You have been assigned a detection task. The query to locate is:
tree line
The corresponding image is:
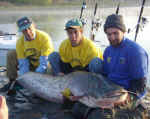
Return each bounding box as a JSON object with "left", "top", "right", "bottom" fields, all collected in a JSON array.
[
  {"left": 0, "top": 0, "right": 82, "bottom": 5},
  {"left": 0, "top": 0, "right": 149, "bottom": 6},
  {"left": 0, "top": 0, "right": 54, "bottom": 6}
]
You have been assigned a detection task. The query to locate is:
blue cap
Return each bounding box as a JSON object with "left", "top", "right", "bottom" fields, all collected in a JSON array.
[
  {"left": 65, "top": 18, "right": 83, "bottom": 30},
  {"left": 17, "top": 17, "right": 32, "bottom": 32}
]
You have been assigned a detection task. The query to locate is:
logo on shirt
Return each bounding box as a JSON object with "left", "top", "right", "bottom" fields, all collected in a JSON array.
[
  {"left": 107, "top": 57, "right": 111, "bottom": 63},
  {"left": 119, "top": 57, "right": 126, "bottom": 64},
  {"left": 25, "top": 48, "right": 40, "bottom": 61}
]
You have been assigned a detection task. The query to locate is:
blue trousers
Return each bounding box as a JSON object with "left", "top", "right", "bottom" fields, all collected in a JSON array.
[{"left": 48, "top": 52, "right": 103, "bottom": 75}]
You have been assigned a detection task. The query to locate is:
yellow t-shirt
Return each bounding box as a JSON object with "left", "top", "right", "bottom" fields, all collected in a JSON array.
[
  {"left": 59, "top": 36, "right": 103, "bottom": 68},
  {"left": 16, "top": 29, "right": 54, "bottom": 68}
]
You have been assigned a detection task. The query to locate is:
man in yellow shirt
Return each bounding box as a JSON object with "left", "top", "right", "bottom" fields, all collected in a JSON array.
[
  {"left": 2, "top": 17, "right": 54, "bottom": 93},
  {"left": 48, "top": 18, "right": 103, "bottom": 76},
  {"left": 48, "top": 18, "right": 103, "bottom": 119}
]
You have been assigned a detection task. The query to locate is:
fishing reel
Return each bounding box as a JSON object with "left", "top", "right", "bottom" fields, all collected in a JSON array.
[
  {"left": 91, "top": 18, "right": 102, "bottom": 33},
  {"left": 82, "top": 1, "right": 86, "bottom": 9},
  {"left": 90, "top": 18, "right": 102, "bottom": 41},
  {"left": 141, "top": 17, "right": 149, "bottom": 30},
  {"left": 128, "top": 17, "right": 149, "bottom": 33},
  {"left": 80, "top": 18, "right": 87, "bottom": 26}
]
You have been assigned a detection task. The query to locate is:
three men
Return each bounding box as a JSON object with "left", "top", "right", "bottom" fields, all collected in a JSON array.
[{"left": 1, "top": 14, "right": 149, "bottom": 119}]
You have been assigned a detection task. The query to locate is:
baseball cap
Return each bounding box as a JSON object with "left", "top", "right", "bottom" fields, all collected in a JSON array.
[
  {"left": 65, "top": 18, "right": 83, "bottom": 30},
  {"left": 17, "top": 16, "right": 32, "bottom": 32}
]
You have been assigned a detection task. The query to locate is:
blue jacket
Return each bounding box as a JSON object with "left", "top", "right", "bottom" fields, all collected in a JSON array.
[{"left": 103, "top": 37, "right": 148, "bottom": 90}]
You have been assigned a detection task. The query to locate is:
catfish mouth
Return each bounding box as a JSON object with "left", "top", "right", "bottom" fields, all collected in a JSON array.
[
  {"left": 95, "top": 91, "right": 128, "bottom": 109},
  {"left": 103, "top": 90, "right": 128, "bottom": 98}
]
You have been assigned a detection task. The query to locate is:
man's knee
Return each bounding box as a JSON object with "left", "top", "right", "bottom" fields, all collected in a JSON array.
[
  {"left": 48, "top": 52, "right": 62, "bottom": 75},
  {"left": 88, "top": 57, "right": 103, "bottom": 73},
  {"left": 48, "top": 52, "right": 60, "bottom": 63}
]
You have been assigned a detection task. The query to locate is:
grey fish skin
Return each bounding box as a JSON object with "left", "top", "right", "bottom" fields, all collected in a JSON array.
[
  {"left": 0, "top": 76, "right": 9, "bottom": 89},
  {"left": 17, "top": 72, "right": 69, "bottom": 103},
  {"left": 17, "top": 71, "right": 127, "bottom": 108}
]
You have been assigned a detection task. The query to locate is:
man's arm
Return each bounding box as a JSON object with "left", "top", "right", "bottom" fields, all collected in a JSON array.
[
  {"left": 35, "top": 56, "right": 48, "bottom": 73},
  {"left": 128, "top": 45, "right": 148, "bottom": 99},
  {"left": 18, "top": 59, "right": 30, "bottom": 76},
  {"left": 36, "top": 33, "right": 54, "bottom": 73},
  {"left": 16, "top": 37, "right": 30, "bottom": 76},
  {"left": 129, "top": 77, "right": 147, "bottom": 98}
]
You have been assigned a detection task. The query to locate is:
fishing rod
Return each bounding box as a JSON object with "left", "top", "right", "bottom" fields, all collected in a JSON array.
[
  {"left": 115, "top": 2, "right": 120, "bottom": 15},
  {"left": 80, "top": 0, "right": 86, "bottom": 19},
  {"left": 94, "top": 3, "right": 98, "bottom": 17},
  {"left": 134, "top": 0, "right": 146, "bottom": 42},
  {"left": 91, "top": 2, "right": 98, "bottom": 41},
  {"left": 0, "top": 34, "right": 16, "bottom": 36}
]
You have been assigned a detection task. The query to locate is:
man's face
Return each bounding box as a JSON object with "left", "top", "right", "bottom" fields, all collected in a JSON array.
[
  {"left": 105, "top": 28, "right": 124, "bottom": 47},
  {"left": 67, "top": 28, "right": 83, "bottom": 47},
  {"left": 22, "top": 24, "right": 35, "bottom": 41}
]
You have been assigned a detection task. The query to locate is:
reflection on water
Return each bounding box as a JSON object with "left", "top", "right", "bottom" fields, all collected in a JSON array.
[{"left": 0, "top": 6, "right": 150, "bottom": 119}]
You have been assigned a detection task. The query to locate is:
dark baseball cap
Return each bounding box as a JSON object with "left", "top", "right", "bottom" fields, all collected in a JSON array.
[{"left": 17, "top": 16, "right": 32, "bottom": 32}]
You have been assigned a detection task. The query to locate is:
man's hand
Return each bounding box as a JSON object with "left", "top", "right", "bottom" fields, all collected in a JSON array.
[
  {"left": 69, "top": 95, "right": 84, "bottom": 101},
  {"left": 62, "top": 88, "right": 84, "bottom": 102},
  {"left": 130, "top": 78, "right": 146, "bottom": 93},
  {"left": 61, "top": 88, "right": 71, "bottom": 99},
  {"left": 129, "top": 78, "right": 147, "bottom": 98},
  {"left": 57, "top": 72, "right": 64, "bottom": 76},
  {"left": 0, "top": 96, "right": 8, "bottom": 119}
]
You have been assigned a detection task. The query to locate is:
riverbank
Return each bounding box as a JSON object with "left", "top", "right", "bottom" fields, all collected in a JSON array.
[
  {"left": 0, "top": 6, "right": 150, "bottom": 19},
  {"left": 0, "top": 0, "right": 150, "bottom": 10}
]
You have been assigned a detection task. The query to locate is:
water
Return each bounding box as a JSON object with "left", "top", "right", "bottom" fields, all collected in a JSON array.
[{"left": 0, "top": 6, "right": 150, "bottom": 119}]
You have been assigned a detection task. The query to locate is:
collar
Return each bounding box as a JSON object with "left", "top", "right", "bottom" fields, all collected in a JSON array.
[
  {"left": 111, "top": 37, "right": 126, "bottom": 49},
  {"left": 118, "top": 37, "right": 126, "bottom": 48}
]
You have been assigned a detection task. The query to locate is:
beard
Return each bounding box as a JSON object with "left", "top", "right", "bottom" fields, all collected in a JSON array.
[{"left": 110, "top": 39, "right": 121, "bottom": 47}]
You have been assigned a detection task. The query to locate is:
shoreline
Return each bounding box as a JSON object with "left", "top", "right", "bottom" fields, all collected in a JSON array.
[{"left": 0, "top": 6, "right": 149, "bottom": 18}]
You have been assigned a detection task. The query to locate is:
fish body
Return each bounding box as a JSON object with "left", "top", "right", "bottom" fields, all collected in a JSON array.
[{"left": 17, "top": 71, "right": 128, "bottom": 108}]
